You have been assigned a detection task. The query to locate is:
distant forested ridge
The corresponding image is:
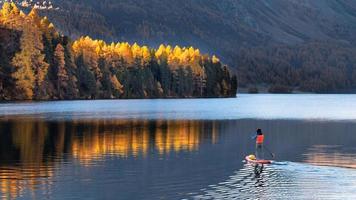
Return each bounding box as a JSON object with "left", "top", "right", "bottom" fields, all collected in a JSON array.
[
  {"left": 0, "top": 3, "right": 237, "bottom": 100},
  {"left": 236, "top": 42, "right": 356, "bottom": 93}
]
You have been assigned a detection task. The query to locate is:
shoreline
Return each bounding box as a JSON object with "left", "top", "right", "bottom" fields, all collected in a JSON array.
[{"left": 237, "top": 87, "right": 356, "bottom": 94}]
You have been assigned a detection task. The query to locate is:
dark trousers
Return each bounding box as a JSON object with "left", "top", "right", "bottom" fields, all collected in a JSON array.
[{"left": 255, "top": 144, "right": 264, "bottom": 160}]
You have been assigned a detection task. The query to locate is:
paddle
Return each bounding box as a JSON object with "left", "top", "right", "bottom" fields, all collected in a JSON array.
[
  {"left": 263, "top": 145, "right": 275, "bottom": 158},
  {"left": 250, "top": 132, "right": 257, "bottom": 140},
  {"left": 250, "top": 131, "right": 275, "bottom": 159}
]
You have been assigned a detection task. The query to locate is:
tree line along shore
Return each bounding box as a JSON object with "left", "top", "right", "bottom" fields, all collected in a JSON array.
[{"left": 0, "top": 3, "right": 237, "bottom": 100}]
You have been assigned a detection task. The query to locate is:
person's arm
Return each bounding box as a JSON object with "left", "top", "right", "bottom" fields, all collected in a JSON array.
[{"left": 251, "top": 134, "right": 257, "bottom": 140}]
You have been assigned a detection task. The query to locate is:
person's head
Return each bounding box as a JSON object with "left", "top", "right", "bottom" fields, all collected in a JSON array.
[{"left": 257, "top": 128, "right": 263, "bottom": 135}]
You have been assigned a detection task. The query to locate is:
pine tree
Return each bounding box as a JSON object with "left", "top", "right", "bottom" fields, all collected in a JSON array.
[
  {"left": 0, "top": 65, "right": 4, "bottom": 99},
  {"left": 54, "top": 44, "right": 68, "bottom": 99},
  {"left": 29, "top": 23, "right": 49, "bottom": 99},
  {"left": 27, "top": 8, "right": 41, "bottom": 27},
  {"left": 76, "top": 55, "right": 97, "bottom": 98},
  {"left": 110, "top": 74, "right": 123, "bottom": 97},
  {"left": 11, "top": 25, "right": 36, "bottom": 100},
  {"left": 62, "top": 42, "right": 79, "bottom": 99}
]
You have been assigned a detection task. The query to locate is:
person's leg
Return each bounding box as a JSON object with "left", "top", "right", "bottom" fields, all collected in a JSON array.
[{"left": 255, "top": 144, "right": 262, "bottom": 159}]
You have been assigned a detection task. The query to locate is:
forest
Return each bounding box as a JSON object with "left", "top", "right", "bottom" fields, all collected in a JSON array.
[
  {"left": 0, "top": 3, "right": 237, "bottom": 100},
  {"left": 236, "top": 42, "right": 356, "bottom": 93},
  {"left": 3, "top": 0, "right": 356, "bottom": 94}
]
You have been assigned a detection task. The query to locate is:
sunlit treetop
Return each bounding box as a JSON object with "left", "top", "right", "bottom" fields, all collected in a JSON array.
[
  {"left": 0, "top": 2, "right": 58, "bottom": 37},
  {"left": 0, "top": 2, "right": 20, "bottom": 24},
  {"left": 28, "top": 7, "right": 41, "bottom": 24},
  {"left": 72, "top": 36, "right": 221, "bottom": 75},
  {"left": 212, "top": 55, "right": 220, "bottom": 64}
]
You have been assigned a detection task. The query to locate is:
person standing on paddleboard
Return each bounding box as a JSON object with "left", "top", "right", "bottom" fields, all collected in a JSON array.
[{"left": 252, "top": 128, "right": 264, "bottom": 160}]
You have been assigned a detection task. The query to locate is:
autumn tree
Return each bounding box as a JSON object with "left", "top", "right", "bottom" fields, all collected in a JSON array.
[
  {"left": 54, "top": 44, "right": 68, "bottom": 98},
  {"left": 11, "top": 24, "right": 37, "bottom": 100}
]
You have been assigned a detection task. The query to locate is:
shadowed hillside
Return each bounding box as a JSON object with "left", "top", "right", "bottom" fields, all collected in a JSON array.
[
  {"left": 33, "top": 0, "right": 356, "bottom": 60},
  {"left": 236, "top": 41, "right": 356, "bottom": 93},
  {"left": 2, "top": 0, "right": 356, "bottom": 93}
]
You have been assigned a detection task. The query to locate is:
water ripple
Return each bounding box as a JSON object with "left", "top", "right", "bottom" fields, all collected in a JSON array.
[{"left": 193, "top": 162, "right": 356, "bottom": 200}]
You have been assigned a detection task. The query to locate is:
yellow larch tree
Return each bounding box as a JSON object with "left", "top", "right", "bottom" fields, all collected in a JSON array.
[
  {"left": 131, "top": 43, "right": 142, "bottom": 59},
  {"left": 118, "top": 42, "right": 133, "bottom": 64},
  {"left": 212, "top": 55, "right": 220, "bottom": 64},
  {"left": 141, "top": 46, "right": 151, "bottom": 63}
]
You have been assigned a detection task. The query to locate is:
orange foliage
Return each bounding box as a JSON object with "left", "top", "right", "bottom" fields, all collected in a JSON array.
[{"left": 72, "top": 36, "right": 220, "bottom": 75}]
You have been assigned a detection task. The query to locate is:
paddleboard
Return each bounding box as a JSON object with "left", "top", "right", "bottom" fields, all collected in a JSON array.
[{"left": 245, "top": 156, "right": 272, "bottom": 164}]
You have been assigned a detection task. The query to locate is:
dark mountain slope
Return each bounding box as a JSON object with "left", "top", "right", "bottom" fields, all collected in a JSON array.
[
  {"left": 38, "top": 0, "right": 266, "bottom": 59},
  {"left": 3, "top": 0, "right": 356, "bottom": 92},
  {"left": 236, "top": 41, "right": 356, "bottom": 93},
  {"left": 4, "top": 0, "right": 356, "bottom": 61},
  {"left": 36, "top": 0, "right": 356, "bottom": 58},
  {"left": 232, "top": 0, "right": 356, "bottom": 44}
]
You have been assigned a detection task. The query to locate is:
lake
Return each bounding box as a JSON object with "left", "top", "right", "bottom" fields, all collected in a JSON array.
[{"left": 0, "top": 94, "right": 356, "bottom": 199}]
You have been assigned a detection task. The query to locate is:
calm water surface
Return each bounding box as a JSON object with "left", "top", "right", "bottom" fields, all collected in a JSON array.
[
  {"left": 0, "top": 94, "right": 356, "bottom": 199},
  {"left": 1, "top": 94, "right": 356, "bottom": 120}
]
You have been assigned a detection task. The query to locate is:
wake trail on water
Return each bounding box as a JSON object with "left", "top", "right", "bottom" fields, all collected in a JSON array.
[{"left": 192, "top": 161, "right": 356, "bottom": 200}]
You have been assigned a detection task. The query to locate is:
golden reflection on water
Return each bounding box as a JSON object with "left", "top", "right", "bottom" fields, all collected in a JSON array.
[
  {"left": 0, "top": 119, "right": 219, "bottom": 199},
  {"left": 0, "top": 121, "right": 57, "bottom": 200},
  {"left": 304, "top": 145, "right": 356, "bottom": 169},
  {"left": 71, "top": 123, "right": 151, "bottom": 164},
  {"left": 0, "top": 165, "right": 54, "bottom": 200},
  {"left": 71, "top": 120, "right": 216, "bottom": 165}
]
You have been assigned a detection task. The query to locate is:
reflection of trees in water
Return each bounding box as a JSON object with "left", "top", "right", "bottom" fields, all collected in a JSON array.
[
  {"left": 0, "top": 119, "right": 219, "bottom": 199},
  {"left": 71, "top": 120, "right": 218, "bottom": 164},
  {"left": 71, "top": 120, "right": 152, "bottom": 164},
  {"left": 304, "top": 145, "right": 356, "bottom": 169},
  {"left": 0, "top": 165, "right": 54, "bottom": 200},
  {"left": 0, "top": 121, "right": 57, "bottom": 200}
]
